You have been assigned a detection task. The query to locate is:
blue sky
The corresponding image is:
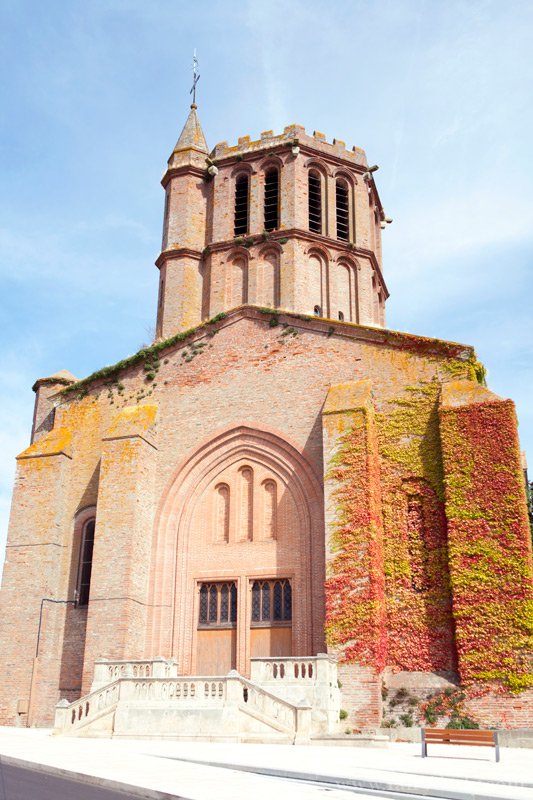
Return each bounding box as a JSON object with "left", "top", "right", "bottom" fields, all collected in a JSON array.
[{"left": 1, "top": 0, "right": 532, "bottom": 575}]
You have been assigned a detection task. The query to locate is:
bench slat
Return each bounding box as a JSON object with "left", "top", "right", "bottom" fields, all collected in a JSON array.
[{"left": 424, "top": 729, "right": 494, "bottom": 745}]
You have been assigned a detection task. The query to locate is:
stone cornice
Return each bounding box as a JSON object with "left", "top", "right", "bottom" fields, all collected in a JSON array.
[
  {"left": 161, "top": 164, "right": 207, "bottom": 187},
  {"left": 204, "top": 230, "right": 389, "bottom": 298},
  {"left": 155, "top": 247, "right": 203, "bottom": 268}
]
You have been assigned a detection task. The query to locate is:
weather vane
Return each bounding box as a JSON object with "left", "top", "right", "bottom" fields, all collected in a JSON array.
[{"left": 190, "top": 49, "right": 200, "bottom": 105}]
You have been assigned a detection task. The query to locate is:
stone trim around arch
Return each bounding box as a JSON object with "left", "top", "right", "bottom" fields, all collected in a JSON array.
[
  {"left": 146, "top": 424, "right": 325, "bottom": 670},
  {"left": 303, "top": 157, "right": 332, "bottom": 178}
]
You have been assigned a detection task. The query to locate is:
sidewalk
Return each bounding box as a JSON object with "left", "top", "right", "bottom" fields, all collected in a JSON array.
[{"left": 0, "top": 726, "right": 532, "bottom": 799}]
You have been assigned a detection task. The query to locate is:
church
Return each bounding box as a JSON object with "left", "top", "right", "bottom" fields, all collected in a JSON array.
[{"left": 0, "top": 99, "right": 532, "bottom": 739}]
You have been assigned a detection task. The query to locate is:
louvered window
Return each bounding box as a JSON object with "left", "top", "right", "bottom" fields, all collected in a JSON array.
[
  {"left": 264, "top": 169, "right": 279, "bottom": 231},
  {"left": 308, "top": 171, "right": 322, "bottom": 233},
  {"left": 234, "top": 175, "right": 249, "bottom": 235},
  {"left": 336, "top": 180, "right": 349, "bottom": 241}
]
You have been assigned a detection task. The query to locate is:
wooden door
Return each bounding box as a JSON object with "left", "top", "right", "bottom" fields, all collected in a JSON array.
[
  {"left": 196, "top": 582, "right": 237, "bottom": 675},
  {"left": 249, "top": 579, "right": 292, "bottom": 658}
]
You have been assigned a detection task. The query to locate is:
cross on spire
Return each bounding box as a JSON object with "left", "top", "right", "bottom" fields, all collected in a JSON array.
[{"left": 190, "top": 49, "right": 200, "bottom": 107}]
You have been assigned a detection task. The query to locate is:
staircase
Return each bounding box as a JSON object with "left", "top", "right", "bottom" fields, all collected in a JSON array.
[{"left": 54, "top": 656, "right": 340, "bottom": 743}]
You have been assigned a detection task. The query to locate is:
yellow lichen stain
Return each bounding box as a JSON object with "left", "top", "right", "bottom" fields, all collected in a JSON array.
[
  {"left": 323, "top": 380, "right": 372, "bottom": 416},
  {"left": 441, "top": 380, "right": 500, "bottom": 409},
  {"left": 106, "top": 404, "right": 158, "bottom": 440},
  {"left": 18, "top": 426, "right": 73, "bottom": 460}
]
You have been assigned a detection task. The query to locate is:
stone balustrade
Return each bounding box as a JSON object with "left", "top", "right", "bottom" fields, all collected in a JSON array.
[
  {"left": 91, "top": 657, "right": 178, "bottom": 690},
  {"left": 123, "top": 678, "right": 226, "bottom": 703},
  {"left": 55, "top": 680, "right": 121, "bottom": 733},
  {"left": 55, "top": 656, "right": 336, "bottom": 740},
  {"left": 250, "top": 654, "right": 341, "bottom": 735}
]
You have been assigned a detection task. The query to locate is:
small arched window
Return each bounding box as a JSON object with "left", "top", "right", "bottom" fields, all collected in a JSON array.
[
  {"left": 308, "top": 170, "right": 322, "bottom": 233},
  {"left": 264, "top": 168, "right": 279, "bottom": 231},
  {"left": 262, "top": 480, "right": 277, "bottom": 540},
  {"left": 336, "top": 179, "right": 349, "bottom": 241},
  {"left": 215, "top": 483, "right": 230, "bottom": 543},
  {"left": 234, "top": 174, "right": 249, "bottom": 235},
  {"left": 314, "top": 305, "right": 321, "bottom": 316},
  {"left": 77, "top": 518, "right": 95, "bottom": 606},
  {"left": 239, "top": 467, "right": 253, "bottom": 542},
  {"left": 338, "top": 311, "right": 344, "bottom": 321}
]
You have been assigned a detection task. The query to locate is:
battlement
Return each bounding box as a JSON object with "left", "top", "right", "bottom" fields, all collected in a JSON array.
[{"left": 211, "top": 124, "right": 368, "bottom": 166}]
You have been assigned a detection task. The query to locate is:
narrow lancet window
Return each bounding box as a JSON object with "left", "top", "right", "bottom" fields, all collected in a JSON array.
[
  {"left": 336, "top": 179, "right": 349, "bottom": 241},
  {"left": 239, "top": 467, "right": 253, "bottom": 541},
  {"left": 77, "top": 518, "right": 95, "bottom": 606},
  {"left": 308, "top": 171, "right": 322, "bottom": 233},
  {"left": 264, "top": 169, "right": 279, "bottom": 231},
  {"left": 263, "top": 480, "right": 277, "bottom": 539},
  {"left": 234, "top": 175, "right": 249, "bottom": 235},
  {"left": 215, "top": 483, "right": 230, "bottom": 543}
]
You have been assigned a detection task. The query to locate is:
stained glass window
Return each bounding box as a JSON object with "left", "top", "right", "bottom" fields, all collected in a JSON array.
[
  {"left": 220, "top": 584, "right": 229, "bottom": 622},
  {"left": 251, "top": 581, "right": 261, "bottom": 622},
  {"left": 199, "top": 584, "right": 208, "bottom": 624}
]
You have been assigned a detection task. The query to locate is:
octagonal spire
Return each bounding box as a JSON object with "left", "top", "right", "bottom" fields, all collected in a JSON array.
[{"left": 172, "top": 103, "right": 208, "bottom": 155}]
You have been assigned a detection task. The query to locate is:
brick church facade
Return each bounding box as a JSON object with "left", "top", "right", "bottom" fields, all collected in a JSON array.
[{"left": 0, "top": 103, "right": 532, "bottom": 733}]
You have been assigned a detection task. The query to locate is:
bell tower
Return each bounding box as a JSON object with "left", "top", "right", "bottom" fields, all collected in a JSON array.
[{"left": 156, "top": 107, "right": 390, "bottom": 339}]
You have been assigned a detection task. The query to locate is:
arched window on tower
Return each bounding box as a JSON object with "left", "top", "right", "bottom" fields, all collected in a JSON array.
[
  {"left": 308, "top": 170, "right": 322, "bottom": 233},
  {"left": 336, "top": 179, "right": 349, "bottom": 241},
  {"left": 77, "top": 518, "right": 95, "bottom": 606},
  {"left": 234, "top": 174, "right": 249, "bottom": 235},
  {"left": 264, "top": 168, "right": 279, "bottom": 231}
]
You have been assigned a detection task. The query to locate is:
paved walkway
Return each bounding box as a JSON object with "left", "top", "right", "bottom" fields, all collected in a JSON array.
[{"left": 0, "top": 727, "right": 532, "bottom": 799}]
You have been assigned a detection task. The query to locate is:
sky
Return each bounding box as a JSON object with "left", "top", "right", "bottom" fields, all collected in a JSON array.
[{"left": 1, "top": 0, "right": 532, "bottom": 576}]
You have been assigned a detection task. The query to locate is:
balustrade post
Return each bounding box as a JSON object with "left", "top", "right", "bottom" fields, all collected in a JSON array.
[
  {"left": 225, "top": 670, "right": 243, "bottom": 705},
  {"left": 294, "top": 704, "right": 312, "bottom": 744},
  {"left": 53, "top": 698, "right": 69, "bottom": 733}
]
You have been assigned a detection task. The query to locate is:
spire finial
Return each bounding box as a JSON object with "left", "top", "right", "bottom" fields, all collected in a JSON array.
[{"left": 190, "top": 49, "right": 200, "bottom": 108}]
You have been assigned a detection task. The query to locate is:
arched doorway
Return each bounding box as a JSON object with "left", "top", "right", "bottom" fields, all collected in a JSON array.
[{"left": 147, "top": 426, "right": 324, "bottom": 676}]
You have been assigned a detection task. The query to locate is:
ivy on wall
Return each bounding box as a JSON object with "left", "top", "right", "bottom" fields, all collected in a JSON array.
[
  {"left": 377, "top": 382, "right": 456, "bottom": 674},
  {"left": 440, "top": 398, "right": 533, "bottom": 692},
  {"left": 324, "top": 408, "right": 387, "bottom": 670}
]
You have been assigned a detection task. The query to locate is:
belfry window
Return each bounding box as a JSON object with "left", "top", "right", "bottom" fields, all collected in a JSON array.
[
  {"left": 251, "top": 579, "right": 292, "bottom": 625},
  {"left": 77, "top": 518, "right": 95, "bottom": 606},
  {"left": 308, "top": 171, "right": 322, "bottom": 233},
  {"left": 336, "top": 179, "right": 349, "bottom": 241},
  {"left": 234, "top": 175, "right": 249, "bottom": 235},
  {"left": 198, "top": 582, "right": 237, "bottom": 627},
  {"left": 264, "top": 168, "right": 279, "bottom": 231}
]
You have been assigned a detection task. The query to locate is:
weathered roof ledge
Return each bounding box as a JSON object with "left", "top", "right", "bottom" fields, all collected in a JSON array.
[{"left": 57, "top": 306, "right": 477, "bottom": 401}]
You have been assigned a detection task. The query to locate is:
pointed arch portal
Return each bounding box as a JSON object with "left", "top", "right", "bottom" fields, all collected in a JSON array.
[{"left": 147, "top": 426, "right": 324, "bottom": 676}]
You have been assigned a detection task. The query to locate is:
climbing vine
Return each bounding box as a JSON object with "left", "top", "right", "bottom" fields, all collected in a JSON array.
[
  {"left": 440, "top": 398, "right": 533, "bottom": 692},
  {"left": 377, "top": 382, "right": 456, "bottom": 673},
  {"left": 324, "top": 410, "right": 387, "bottom": 670}
]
